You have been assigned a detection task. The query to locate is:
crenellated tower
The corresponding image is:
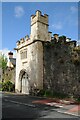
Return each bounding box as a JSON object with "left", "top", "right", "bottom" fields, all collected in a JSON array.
[{"left": 30, "top": 10, "right": 52, "bottom": 41}]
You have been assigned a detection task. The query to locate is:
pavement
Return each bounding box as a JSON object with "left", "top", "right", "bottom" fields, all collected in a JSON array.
[
  {"left": 2, "top": 91, "right": 80, "bottom": 117},
  {"left": 32, "top": 98, "right": 80, "bottom": 117}
]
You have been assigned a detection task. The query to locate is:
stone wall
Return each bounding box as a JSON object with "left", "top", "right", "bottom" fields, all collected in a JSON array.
[{"left": 43, "top": 40, "right": 80, "bottom": 97}]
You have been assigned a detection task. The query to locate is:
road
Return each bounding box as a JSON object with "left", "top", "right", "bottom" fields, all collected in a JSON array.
[{"left": 1, "top": 92, "right": 79, "bottom": 119}]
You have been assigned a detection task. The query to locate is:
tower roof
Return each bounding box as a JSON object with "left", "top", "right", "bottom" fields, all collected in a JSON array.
[{"left": 8, "top": 51, "right": 13, "bottom": 55}]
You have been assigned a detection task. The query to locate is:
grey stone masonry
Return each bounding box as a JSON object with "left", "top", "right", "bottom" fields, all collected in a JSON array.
[{"left": 43, "top": 38, "right": 80, "bottom": 97}]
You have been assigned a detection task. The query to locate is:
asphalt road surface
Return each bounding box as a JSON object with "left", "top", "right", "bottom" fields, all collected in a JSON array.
[{"left": 1, "top": 92, "right": 79, "bottom": 120}]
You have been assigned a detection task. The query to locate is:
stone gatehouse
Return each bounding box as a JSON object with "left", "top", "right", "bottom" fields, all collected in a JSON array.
[{"left": 15, "top": 10, "right": 80, "bottom": 97}]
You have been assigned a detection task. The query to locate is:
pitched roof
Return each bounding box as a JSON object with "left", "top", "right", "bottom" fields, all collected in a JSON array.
[{"left": 9, "top": 58, "right": 16, "bottom": 66}]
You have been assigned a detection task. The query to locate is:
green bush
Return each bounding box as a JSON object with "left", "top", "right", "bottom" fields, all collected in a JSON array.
[
  {"left": 75, "top": 97, "right": 80, "bottom": 103},
  {"left": 38, "top": 89, "right": 68, "bottom": 99},
  {"left": 2, "top": 81, "right": 15, "bottom": 92},
  {"left": 52, "top": 92, "right": 68, "bottom": 99},
  {"left": 37, "top": 89, "right": 53, "bottom": 97},
  {"left": 37, "top": 89, "right": 45, "bottom": 96},
  {"left": 44, "top": 90, "right": 53, "bottom": 97}
]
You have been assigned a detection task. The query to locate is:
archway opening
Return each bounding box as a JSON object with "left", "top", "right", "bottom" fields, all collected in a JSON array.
[{"left": 19, "top": 70, "right": 29, "bottom": 94}]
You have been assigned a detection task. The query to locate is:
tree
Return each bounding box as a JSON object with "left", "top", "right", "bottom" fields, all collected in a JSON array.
[{"left": 0, "top": 53, "right": 7, "bottom": 75}]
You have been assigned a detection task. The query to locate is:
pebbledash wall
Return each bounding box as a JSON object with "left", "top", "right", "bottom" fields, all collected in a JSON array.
[{"left": 15, "top": 10, "right": 80, "bottom": 97}]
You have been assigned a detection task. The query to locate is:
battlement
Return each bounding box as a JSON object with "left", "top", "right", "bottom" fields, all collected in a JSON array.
[
  {"left": 15, "top": 10, "right": 77, "bottom": 49},
  {"left": 31, "top": 10, "right": 48, "bottom": 26},
  {"left": 66, "top": 40, "right": 77, "bottom": 47},
  {"left": 16, "top": 35, "right": 31, "bottom": 48}
]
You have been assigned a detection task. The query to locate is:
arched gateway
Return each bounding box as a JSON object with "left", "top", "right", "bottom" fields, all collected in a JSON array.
[{"left": 19, "top": 70, "right": 29, "bottom": 94}]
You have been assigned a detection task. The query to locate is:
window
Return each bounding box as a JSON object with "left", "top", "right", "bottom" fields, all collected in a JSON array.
[{"left": 20, "top": 49, "right": 27, "bottom": 59}]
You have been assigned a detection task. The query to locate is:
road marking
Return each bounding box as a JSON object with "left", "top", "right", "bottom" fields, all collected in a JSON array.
[
  {"left": 4, "top": 99, "right": 35, "bottom": 108},
  {"left": 55, "top": 110, "right": 80, "bottom": 117}
]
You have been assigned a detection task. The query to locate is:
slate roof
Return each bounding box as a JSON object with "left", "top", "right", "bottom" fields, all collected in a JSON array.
[{"left": 9, "top": 58, "right": 16, "bottom": 66}]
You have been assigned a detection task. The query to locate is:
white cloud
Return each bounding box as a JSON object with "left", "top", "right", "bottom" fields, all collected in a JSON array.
[
  {"left": 0, "top": 48, "right": 16, "bottom": 58},
  {"left": 77, "top": 40, "right": 80, "bottom": 45},
  {"left": 14, "top": 6, "right": 25, "bottom": 18},
  {"left": 70, "top": 6, "right": 78, "bottom": 14},
  {"left": 51, "top": 22, "right": 63, "bottom": 30}
]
